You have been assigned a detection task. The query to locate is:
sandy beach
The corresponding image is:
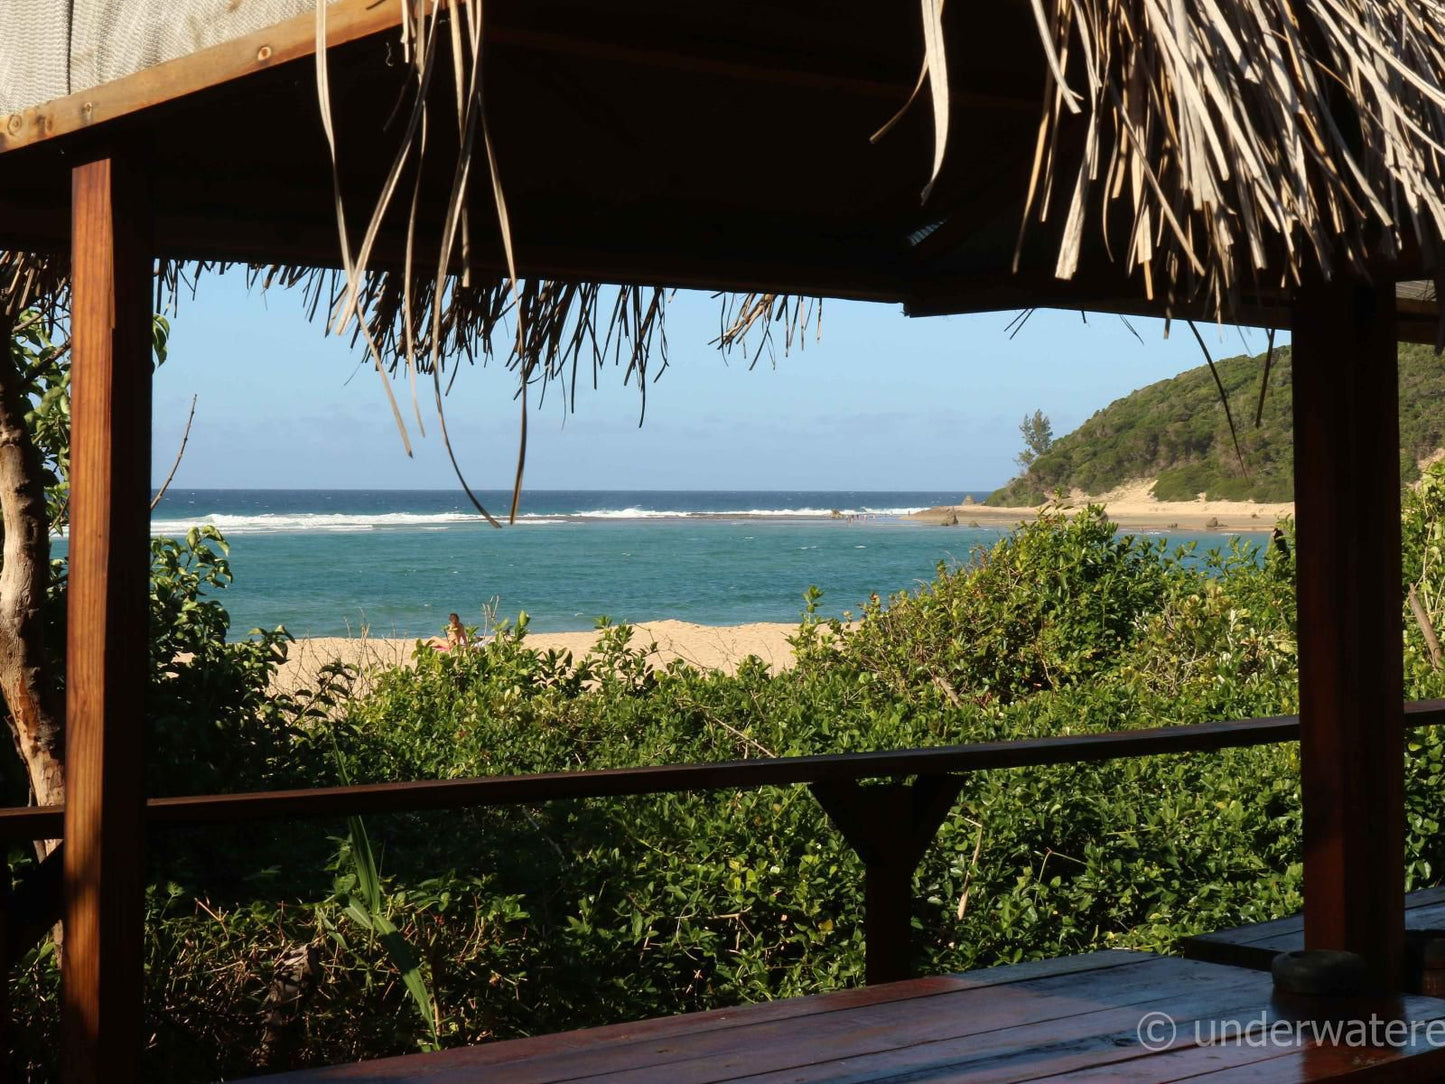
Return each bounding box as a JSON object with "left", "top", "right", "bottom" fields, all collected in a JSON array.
[
  {"left": 264, "top": 481, "right": 1296, "bottom": 698},
  {"left": 908, "top": 480, "right": 1292, "bottom": 533},
  {"left": 275, "top": 619, "right": 800, "bottom": 697}
]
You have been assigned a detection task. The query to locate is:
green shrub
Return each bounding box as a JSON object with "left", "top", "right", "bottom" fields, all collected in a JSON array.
[
  {"left": 798, "top": 507, "right": 1178, "bottom": 712},
  {"left": 14, "top": 489, "right": 1445, "bottom": 1079}
]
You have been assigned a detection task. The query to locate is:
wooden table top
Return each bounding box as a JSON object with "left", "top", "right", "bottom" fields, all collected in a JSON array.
[
  {"left": 1183, "top": 887, "right": 1445, "bottom": 973},
  {"left": 252, "top": 950, "right": 1445, "bottom": 1082}
]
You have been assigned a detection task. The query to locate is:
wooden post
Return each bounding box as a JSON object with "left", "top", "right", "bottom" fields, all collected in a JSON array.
[
  {"left": 811, "top": 775, "right": 962, "bottom": 984},
  {"left": 62, "top": 156, "right": 152, "bottom": 1084},
  {"left": 1292, "top": 279, "right": 1403, "bottom": 994}
]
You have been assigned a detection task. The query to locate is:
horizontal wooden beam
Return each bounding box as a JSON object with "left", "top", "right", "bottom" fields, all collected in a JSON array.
[
  {"left": 905, "top": 270, "right": 1443, "bottom": 344},
  {"left": 0, "top": 196, "right": 910, "bottom": 303},
  {"left": 148, "top": 220, "right": 908, "bottom": 302},
  {"left": 491, "top": 27, "right": 1037, "bottom": 113},
  {"left": 905, "top": 270, "right": 1294, "bottom": 328},
  {"left": 1, "top": 703, "right": 1442, "bottom": 843},
  {"left": 0, "top": 1, "right": 1034, "bottom": 159}
]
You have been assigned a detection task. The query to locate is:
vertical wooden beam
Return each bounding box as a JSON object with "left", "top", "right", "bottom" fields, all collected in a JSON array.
[
  {"left": 1292, "top": 279, "right": 1403, "bottom": 994},
  {"left": 811, "top": 776, "right": 962, "bottom": 984},
  {"left": 61, "top": 156, "right": 152, "bottom": 1084}
]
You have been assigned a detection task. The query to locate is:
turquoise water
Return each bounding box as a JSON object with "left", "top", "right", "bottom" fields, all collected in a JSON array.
[{"left": 87, "top": 489, "right": 1248, "bottom": 639}]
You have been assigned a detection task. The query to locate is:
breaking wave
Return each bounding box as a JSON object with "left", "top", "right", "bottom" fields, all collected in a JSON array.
[
  {"left": 148, "top": 506, "right": 923, "bottom": 535},
  {"left": 150, "top": 511, "right": 509, "bottom": 535}
]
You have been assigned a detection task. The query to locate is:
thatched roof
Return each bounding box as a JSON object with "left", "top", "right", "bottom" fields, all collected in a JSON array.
[
  {"left": 2, "top": 0, "right": 1443, "bottom": 515},
  {"left": 2, "top": 0, "right": 1440, "bottom": 312},
  {"left": 1020, "top": 0, "right": 1445, "bottom": 322}
]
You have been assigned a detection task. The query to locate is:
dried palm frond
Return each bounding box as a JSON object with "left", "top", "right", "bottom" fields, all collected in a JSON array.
[
  {"left": 1012, "top": 0, "right": 1445, "bottom": 317},
  {"left": 0, "top": 251, "right": 66, "bottom": 325},
  {"left": 260, "top": 267, "right": 672, "bottom": 413},
  {"left": 309, "top": 3, "right": 815, "bottom": 523},
  {"left": 713, "top": 293, "right": 823, "bottom": 370},
  {"left": 3, "top": 246, "right": 810, "bottom": 431},
  {"left": 876, "top": 0, "right": 950, "bottom": 203},
  {"left": 1254, "top": 327, "right": 1278, "bottom": 428},
  {"left": 8, "top": 2, "right": 829, "bottom": 513},
  {"left": 1187, "top": 319, "right": 1249, "bottom": 477}
]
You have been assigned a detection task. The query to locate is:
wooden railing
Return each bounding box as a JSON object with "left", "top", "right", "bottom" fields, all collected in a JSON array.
[{"left": 4, "top": 700, "right": 1444, "bottom": 986}]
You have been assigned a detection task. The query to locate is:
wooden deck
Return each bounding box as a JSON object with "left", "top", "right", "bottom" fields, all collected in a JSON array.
[
  {"left": 251, "top": 951, "right": 1445, "bottom": 1082},
  {"left": 1182, "top": 888, "right": 1445, "bottom": 974}
]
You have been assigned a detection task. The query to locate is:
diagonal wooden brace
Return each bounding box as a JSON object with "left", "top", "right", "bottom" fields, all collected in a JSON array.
[
  {"left": 4, "top": 841, "right": 63, "bottom": 970},
  {"left": 1, "top": 841, "right": 63, "bottom": 1079},
  {"left": 810, "top": 774, "right": 963, "bottom": 985}
]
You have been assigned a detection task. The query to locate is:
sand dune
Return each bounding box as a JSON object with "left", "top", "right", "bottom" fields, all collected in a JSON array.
[{"left": 908, "top": 480, "right": 1292, "bottom": 533}]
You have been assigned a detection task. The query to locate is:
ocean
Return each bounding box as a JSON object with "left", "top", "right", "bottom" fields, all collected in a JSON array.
[{"left": 103, "top": 489, "right": 1242, "bottom": 639}]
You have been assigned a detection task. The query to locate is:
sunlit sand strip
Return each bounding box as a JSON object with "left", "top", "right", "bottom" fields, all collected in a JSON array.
[{"left": 272, "top": 620, "right": 800, "bottom": 698}]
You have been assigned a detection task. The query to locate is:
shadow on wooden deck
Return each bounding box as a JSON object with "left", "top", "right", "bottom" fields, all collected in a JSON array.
[{"left": 250, "top": 951, "right": 1445, "bottom": 1083}]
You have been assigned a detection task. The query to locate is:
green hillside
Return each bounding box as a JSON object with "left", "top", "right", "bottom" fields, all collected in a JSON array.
[{"left": 988, "top": 342, "right": 1445, "bottom": 505}]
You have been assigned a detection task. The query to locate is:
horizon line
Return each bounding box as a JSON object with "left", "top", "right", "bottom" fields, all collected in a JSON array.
[{"left": 148, "top": 485, "right": 1003, "bottom": 494}]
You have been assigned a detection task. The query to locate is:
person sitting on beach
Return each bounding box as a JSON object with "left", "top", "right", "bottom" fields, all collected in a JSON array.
[
  {"left": 425, "top": 612, "right": 475, "bottom": 653},
  {"left": 446, "top": 612, "right": 467, "bottom": 651}
]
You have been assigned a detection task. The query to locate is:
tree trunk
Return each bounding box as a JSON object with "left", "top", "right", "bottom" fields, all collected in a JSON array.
[{"left": 0, "top": 313, "right": 64, "bottom": 822}]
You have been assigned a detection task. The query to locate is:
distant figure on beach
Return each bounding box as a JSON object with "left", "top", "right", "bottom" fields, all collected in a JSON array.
[
  {"left": 425, "top": 612, "right": 475, "bottom": 653},
  {"left": 446, "top": 612, "right": 467, "bottom": 650}
]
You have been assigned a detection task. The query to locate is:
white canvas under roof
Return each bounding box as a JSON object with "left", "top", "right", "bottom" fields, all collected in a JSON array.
[{"left": 0, "top": 0, "right": 316, "bottom": 114}]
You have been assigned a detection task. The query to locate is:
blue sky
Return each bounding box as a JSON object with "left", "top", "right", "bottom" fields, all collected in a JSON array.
[{"left": 152, "top": 271, "right": 1283, "bottom": 492}]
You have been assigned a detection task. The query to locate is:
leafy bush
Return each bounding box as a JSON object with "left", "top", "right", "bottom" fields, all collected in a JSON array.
[
  {"left": 13, "top": 483, "right": 1445, "bottom": 1079},
  {"left": 147, "top": 527, "right": 350, "bottom": 796},
  {"left": 799, "top": 507, "right": 1174, "bottom": 711}
]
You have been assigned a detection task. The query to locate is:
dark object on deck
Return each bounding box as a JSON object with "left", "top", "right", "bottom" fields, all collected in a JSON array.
[{"left": 1272, "top": 949, "right": 1367, "bottom": 997}]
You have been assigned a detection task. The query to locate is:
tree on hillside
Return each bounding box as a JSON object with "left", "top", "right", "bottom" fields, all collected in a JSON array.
[{"left": 1016, "top": 410, "right": 1054, "bottom": 471}]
